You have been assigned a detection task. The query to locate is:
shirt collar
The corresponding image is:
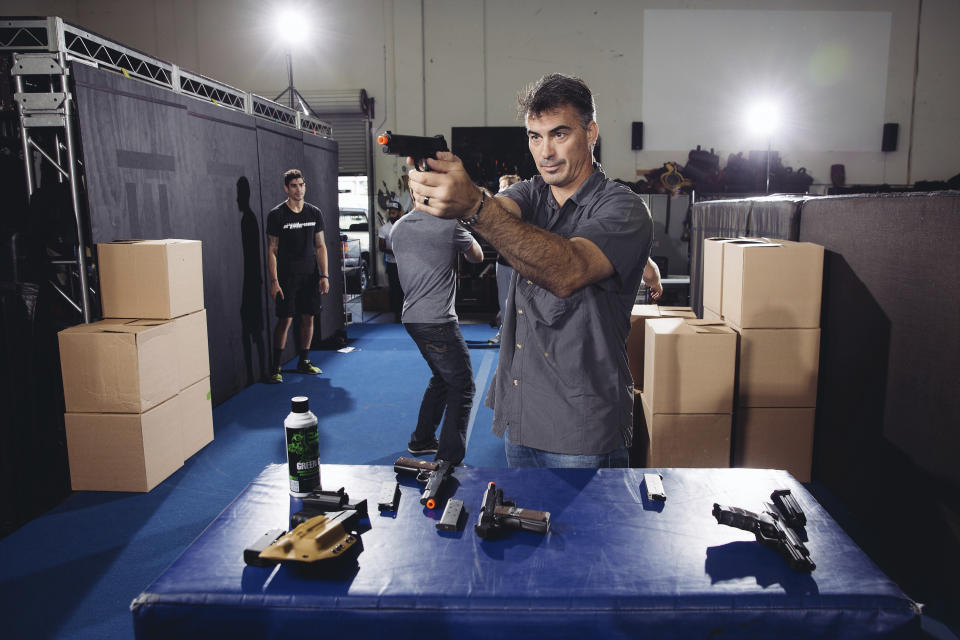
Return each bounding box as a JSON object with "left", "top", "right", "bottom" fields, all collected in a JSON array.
[{"left": 542, "top": 163, "right": 606, "bottom": 209}]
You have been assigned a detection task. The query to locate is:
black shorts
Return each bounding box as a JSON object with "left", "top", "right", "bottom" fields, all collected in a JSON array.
[{"left": 275, "top": 271, "right": 322, "bottom": 318}]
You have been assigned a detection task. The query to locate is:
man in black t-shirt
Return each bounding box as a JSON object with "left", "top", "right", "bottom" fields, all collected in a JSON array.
[{"left": 265, "top": 169, "right": 330, "bottom": 383}]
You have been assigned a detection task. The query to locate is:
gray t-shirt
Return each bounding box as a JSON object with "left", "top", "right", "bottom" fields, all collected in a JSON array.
[
  {"left": 487, "top": 167, "right": 653, "bottom": 455},
  {"left": 390, "top": 210, "right": 477, "bottom": 324}
]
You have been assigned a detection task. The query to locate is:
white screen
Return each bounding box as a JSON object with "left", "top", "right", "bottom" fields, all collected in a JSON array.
[{"left": 641, "top": 9, "right": 892, "bottom": 152}]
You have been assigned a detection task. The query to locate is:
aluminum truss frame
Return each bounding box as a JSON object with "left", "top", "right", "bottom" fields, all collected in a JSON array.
[{"left": 1, "top": 16, "right": 334, "bottom": 321}]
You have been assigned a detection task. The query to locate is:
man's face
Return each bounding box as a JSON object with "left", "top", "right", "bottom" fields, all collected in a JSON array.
[
  {"left": 388, "top": 207, "right": 401, "bottom": 221},
  {"left": 284, "top": 178, "right": 306, "bottom": 202},
  {"left": 498, "top": 177, "right": 512, "bottom": 193},
  {"left": 526, "top": 104, "right": 597, "bottom": 193}
]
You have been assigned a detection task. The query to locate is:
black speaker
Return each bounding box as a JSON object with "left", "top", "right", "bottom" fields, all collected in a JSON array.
[
  {"left": 882, "top": 122, "right": 899, "bottom": 152},
  {"left": 631, "top": 121, "right": 643, "bottom": 151}
]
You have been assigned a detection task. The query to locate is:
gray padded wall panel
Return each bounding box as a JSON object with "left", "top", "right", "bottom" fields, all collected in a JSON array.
[
  {"left": 302, "top": 134, "right": 343, "bottom": 341},
  {"left": 72, "top": 63, "right": 342, "bottom": 404},
  {"left": 798, "top": 192, "right": 960, "bottom": 490}
]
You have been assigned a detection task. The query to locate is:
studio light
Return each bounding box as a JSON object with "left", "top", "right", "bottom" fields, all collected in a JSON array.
[
  {"left": 274, "top": 8, "right": 310, "bottom": 46},
  {"left": 744, "top": 100, "right": 781, "bottom": 138}
]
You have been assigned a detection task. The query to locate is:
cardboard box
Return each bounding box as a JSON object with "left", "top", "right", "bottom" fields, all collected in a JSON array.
[
  {"left": 640, "top": 392, "right": 731, "bottom": 468},
  {"left": 738, "top": 328, "right": 820, "bottom": 407},
  {"left": 169, "top": 310, "right": 209, "bottom": 389},
  {"left": 626, "top": 305, "right": 696, "bottom": 388},
  {"left": 721, "top": 238, "right": 824, "bottom": 329},
  {"left": 100, "top": 310, "right": 209, "bottom": 391},
  {"left": 98, "top": 239, "right": 204, "bottom": 319},
  {"left": 58, "top": 319, "right": 179, "bottom": 413},
  {"left": 703, "top": 238, "right": 767, "bottom": 316},
  {"left": 643, "top": 318, "right": 737, "bottom": 414},
  {"left": 734, "top": 406, "right": 815, "bottom": 482},
  {"left": 702, "top": 307, "right": 723, "bottom": 322},
  {"left": 65, "top": 396, "right": 184, "bottom": 492},
  {"left": 179, "top": 376, "right": 214, "bottom": 460}
]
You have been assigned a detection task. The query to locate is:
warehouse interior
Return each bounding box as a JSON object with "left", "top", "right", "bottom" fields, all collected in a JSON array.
[{"left": 1, "top": 1, "right": 959, "bottom": 638}]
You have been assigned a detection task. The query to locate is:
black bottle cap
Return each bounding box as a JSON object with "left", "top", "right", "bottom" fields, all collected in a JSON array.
[{"left": 291, "top": 396, "right": 309, "bottom": 412}]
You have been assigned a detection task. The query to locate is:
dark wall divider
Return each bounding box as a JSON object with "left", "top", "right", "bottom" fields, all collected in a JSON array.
[
  {"left": 72, "top": 63, "right": 342, "bottom": 405},
  {"left": 690, "top": 191, "right": 960, "bottom": 620}
]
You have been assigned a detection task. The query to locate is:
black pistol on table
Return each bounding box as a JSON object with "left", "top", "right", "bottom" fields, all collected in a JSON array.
[
  {"left": 394, "top": 456, "right": 454, "bottom": 510},
  {"left": 712, "top": 488, "right": 815, "bottom": 572},
  {"left": 474, "top": 481, "right": 551, "bottom": 539},
  {"left": 377, "top": 131, "right": 448, "bottom": 171}
]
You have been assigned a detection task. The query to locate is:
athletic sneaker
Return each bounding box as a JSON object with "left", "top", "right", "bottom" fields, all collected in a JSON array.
[
  {"left": 297, "top": 360, "right": 322, "bottom": 375},
  {"left": 267, "top": 369, "right": 283, "bottom": 384},
  {"left": 407, "top": 437, "right": 439, "bottom": 456}
]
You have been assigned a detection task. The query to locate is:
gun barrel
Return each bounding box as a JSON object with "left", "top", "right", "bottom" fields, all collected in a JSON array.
[
  {"left": 377, "top": 131, "right": 449, "bottom": 171},
  {"left": 474, "top": 482, "right": 499, "bottom": 538},
  {"left": 713, "top": 503, "right": 764, "bottom": 533},
  {"left": 419, "top": 460, "right": 453, "bottom": 509},
  {"left": 394, "top": 456, "right": 439, "bottom": 477}
]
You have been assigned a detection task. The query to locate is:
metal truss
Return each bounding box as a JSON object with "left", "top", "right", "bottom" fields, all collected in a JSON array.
[
  {"left": 2, "top": 17, "right": 337, "bottom": 323},
  {"left": 12, "top": 50, "right": 92, "bottom": 322},
  {"left": 0, "top": 16, "right": 333, "bottom": 135}
]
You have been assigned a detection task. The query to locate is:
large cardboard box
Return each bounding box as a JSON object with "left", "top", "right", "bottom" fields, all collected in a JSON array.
[
  {"left": 64, "top": 395, "right": 184, "bottom": 492},
  {"left": 734, "top": 406, "right": 815, "bottom": 482},
  {"left": 58, "top": 319, "right": 179, "bottom": 413},
  {"left": 640, "top": 392, "right": 731, "bottom": 468},
  {"left": 626, "top": 305, "right": 696, "bottom": 388},
  {"left": 738, "top": 328, "right": 820, "bottom": 407},
  {"left": 98, "top": 239, "right": 204, "bottom": 319},
  {"left": 721, "top": 238, "right": 824, "bottom": 329},
  {"left": 703, "top": 238, "right": 767, "bottom": 316},
  {"left": 169, "top": 310, "right": 209, "bottom": 389},
  {"left": 99, "top": 310, "right": 209, "bottom": 390},
  {"left": 643, "top": 318, "right": 737, "bottom": 414},
  {"left": 179, "top": 377, "right": 214, "bottom": 460}
]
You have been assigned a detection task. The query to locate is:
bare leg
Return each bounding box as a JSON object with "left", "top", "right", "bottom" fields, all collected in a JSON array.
[
  {"left": 298, "top": 314, "right": 314, "bottom": 353},
  {"left": 274, "top": 317, "right": 292, "bottom": 350}
]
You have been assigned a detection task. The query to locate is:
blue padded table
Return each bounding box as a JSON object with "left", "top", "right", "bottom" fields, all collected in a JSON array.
[{"left": 132, "top": 465, "right": 919, "bottom": 638}]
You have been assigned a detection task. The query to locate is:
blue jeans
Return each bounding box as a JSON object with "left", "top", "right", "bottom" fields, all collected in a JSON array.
[
  {"left": 405, "top": 322, "right": 474, "bottom": 465},
  {"left": 504, "top": 434, "right": 629, "bottom": 468}
]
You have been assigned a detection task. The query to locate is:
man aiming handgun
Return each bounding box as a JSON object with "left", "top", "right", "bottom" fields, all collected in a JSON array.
[{"left": 406, "top": 73, "right": 653, "bottom": 468}]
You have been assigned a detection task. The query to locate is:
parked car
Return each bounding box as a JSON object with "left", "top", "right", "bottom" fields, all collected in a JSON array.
[{"left": 339, "top": 208, "right": 369, "bottom": 293}]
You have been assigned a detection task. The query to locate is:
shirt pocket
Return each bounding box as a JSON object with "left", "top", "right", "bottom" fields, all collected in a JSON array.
[{"left": 516, "top": 279, "right": 572, "bottom": 327}]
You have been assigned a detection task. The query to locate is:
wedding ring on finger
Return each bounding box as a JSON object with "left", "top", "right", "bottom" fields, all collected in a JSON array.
[{"left": 423, "top": 196, "right": 430, "bottom": 206}]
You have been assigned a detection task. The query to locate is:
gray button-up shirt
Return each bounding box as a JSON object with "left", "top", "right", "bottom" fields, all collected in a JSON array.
[{"left": 486, "top": 167, "right": 652, "bottom": 455}]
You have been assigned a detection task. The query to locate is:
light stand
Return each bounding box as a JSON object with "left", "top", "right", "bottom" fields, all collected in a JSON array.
[
  {"left": 765, "top": 137, "right": 772, "bottom": 194},
  {"left": 274, "top": 49, "right": 314, "bottom": 115}
]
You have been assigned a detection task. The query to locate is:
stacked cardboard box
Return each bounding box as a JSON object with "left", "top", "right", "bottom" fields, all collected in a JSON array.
[
  {"left": 58, "top": 240, "right": 211, "bottom": 492},
  {"left": 626, "top": 304, "right": 696, "bottom": 390},
  {"left": 702, "top": 237, "right": 824, "bottom": 481},
  {"left": 638, "top": 317, "right": 737, "bottom": 467}
]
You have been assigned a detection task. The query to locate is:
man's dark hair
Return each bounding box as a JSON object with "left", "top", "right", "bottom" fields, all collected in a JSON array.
[
  {"left": 517, "top": 73, "right": 596, "bottom": 129},
  {"left": 283, "top": 169, "right": 303, "bottom": 186}
]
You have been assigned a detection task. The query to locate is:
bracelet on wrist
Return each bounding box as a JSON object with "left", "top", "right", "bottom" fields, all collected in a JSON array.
[{"left": 459, "top": 190, "right": 486, "bottom": 227}]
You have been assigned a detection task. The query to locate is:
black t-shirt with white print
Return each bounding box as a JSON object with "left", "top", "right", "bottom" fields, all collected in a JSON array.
[{"left": 266, "top": 202, "right": 324, "bottom": 275}]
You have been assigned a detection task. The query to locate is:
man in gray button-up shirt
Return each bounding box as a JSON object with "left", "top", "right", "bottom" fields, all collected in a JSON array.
[{"left": 406, "top": 73, "right": 653, "bottom": 468}]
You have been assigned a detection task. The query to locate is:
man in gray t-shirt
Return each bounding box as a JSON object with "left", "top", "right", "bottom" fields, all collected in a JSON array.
[{"left": 390, "top": 207, "right": 483, "bottom": 464}]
